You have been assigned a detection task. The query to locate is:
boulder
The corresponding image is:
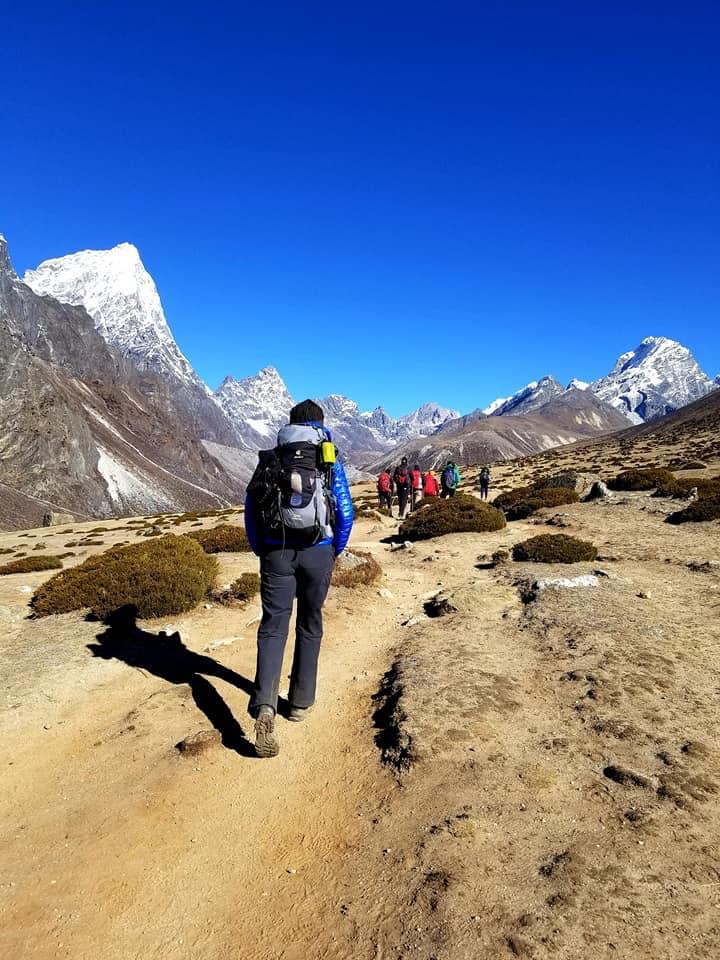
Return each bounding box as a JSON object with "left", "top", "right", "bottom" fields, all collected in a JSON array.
[
  {"left": 583, "top": 481, "right": 612, "bottom": 502},
  {"left": 42, "top": 511, "right": 76, "bottom": 527}
]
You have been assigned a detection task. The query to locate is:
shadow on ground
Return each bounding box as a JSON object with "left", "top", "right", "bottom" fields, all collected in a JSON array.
[{"left": 88, "top": 604, "right": 259, "bottom": 757}]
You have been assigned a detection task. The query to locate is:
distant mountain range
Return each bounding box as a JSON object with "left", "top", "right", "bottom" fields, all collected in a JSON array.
[{"left": 0, "top": 231, "right": 716, "bottom": 525}]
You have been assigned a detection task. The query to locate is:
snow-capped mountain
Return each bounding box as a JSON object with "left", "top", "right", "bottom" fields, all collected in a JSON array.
[
  {"left": 214, "top": 366, "right": 294, "bottom": 448},
  {"left": 589, "top": 336, "right": 716, "bottom": 423},
  {"left": 483, "top": 376, "right": 566, "bottom": 417},
  {"left": 361, "top": 402, "right": 460, "bottom": 443},
  {"left": 23, "top": 242, "right": 240, "bottom": 446},
  {"left": 24, "top": 243, "right": 196, "bottom": 384},
  {"left": 567, "top": 378, "right": 589, "bottom": 391}
]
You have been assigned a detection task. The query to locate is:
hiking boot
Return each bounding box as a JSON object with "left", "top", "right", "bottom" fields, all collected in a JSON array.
[
  {"left": 254, "top": 706, "right": 280, "bottom": 758},
  {"left": 287, "top": 705, "right": 312, "bottom": 722}
]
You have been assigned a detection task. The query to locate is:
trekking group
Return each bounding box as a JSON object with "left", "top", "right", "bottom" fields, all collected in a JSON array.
[
  {"left": 376, "top": 457, "right": 463, "bottom": 519},
  {"left": 377, "top": 459, "right": 492, "bottom": 516}
]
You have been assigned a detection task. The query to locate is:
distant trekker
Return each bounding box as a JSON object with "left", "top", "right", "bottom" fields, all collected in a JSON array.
[
  {"left": 478, "top": 465, "right": 491, "bottom": 500},
  {"left": 393, "top": 457, "right": 412, "bottom": 519},
  {"left": 423, "top": 470, "right": 440, "bottom": 498},
  {"left": 244, "top": 399, "right": 354, "bottom": 758},
  {"left": 411, "top": 463, "right": 423, "bottom": 510},
  {"left": 441, "top": 460, "right": 460, "bottom": 498},
  {"left": 377, "top": 468, "right": 393, "bottom": 516}
]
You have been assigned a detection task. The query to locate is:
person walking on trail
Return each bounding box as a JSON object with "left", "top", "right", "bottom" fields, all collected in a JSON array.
[
  {"left": 410, "top": 463, "right": 423, "bottom": 511},
  {"left": 478, "top": 465, "right": 491, "bottom": 500},
  {"left": 393, "top": 457, "right": 412, "bottom": 519},
  {"left": 244, "top": 399, "right": 354, "bottom": 758},
  {"left": 377, "top": 468, "right": 393, "bottom": 516},
  {"left": 423, "top": 469, "right": 440, "bottom": 498},
  {"left": 441, "top": 460, "right": 460, "bottom": 498}
]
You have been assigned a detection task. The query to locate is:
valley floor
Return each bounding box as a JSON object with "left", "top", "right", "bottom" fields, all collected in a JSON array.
[{"left": 1, "top": 482, "right": 719, "bottom": 959}]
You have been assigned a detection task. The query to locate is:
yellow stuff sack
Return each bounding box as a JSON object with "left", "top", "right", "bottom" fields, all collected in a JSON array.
[{"left": 320, "top": 441, "right": 336, "bottom": 466}]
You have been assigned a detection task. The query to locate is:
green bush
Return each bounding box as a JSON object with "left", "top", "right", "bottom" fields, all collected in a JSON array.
[
  {"left": 540, "top": 472, "right": 579, "bottom": 490},
  {"left": 666, "top": 497, "right": 720, "bottom": 525},
  {"left": 506, "top": 486, "right": 579, "bottom": 520},
  {"left": 0, "top": 555, "right": 64, "bottom": 575},
  {"left": 31, "top": 536, "right": 218, "bottom": 619},
  {"left": 399, "top": 494, "right": 506, "bottom": 541},
  {"left": 512, "top": 534, "right": 597, "bottom": 563},
  {"left": 186, "top": 524, "right": 251, "bottom": 553},
  {"left": 608, "top": 468, "right": 676, "bottom": 491}
]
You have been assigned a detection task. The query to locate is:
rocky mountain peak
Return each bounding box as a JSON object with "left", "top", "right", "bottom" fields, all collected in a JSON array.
[
  {"left": 484, "top": 375, "right": 566, "bottom": 417},
  {"left": 590, "top": 336, "right": 715, "bottom": 422},
  {"left": 23, "top": 242, "right": 197, "bottom": 384}
]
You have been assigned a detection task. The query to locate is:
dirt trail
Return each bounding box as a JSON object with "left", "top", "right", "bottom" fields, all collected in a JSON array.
[{"left": 0, "top": 519, "right": 452, "bottom": 960}]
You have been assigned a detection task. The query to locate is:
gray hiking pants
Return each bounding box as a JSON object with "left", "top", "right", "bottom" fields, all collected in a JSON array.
[{"left": 249, "top": 543, "right": 335, "bottom": 716}]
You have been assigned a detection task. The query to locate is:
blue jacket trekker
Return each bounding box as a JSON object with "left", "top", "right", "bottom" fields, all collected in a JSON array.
[{"left": 243, "top": 421, "right": 354, "bottom": 556}]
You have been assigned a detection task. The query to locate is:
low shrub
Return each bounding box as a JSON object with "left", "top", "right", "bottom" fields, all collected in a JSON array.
[
  {"left": 32, "top": 543, "right": 48, "bottom": 550},
  {"left": 540, "top": 472, "right": 579, "bottom": 490},
  {"left": 608, "top": 468, "right": 676, "bottom": 491},
  {"left": 332, "top": 550, "right": 383, "bottom": 588},
  {"left": 399, "top": 494, "right": 506, "bottom": 541},
  {"left": 493, "top": 485, "right": 534, "bottom": 512},
  {"left": 214, "top": 572, "right": 261, "bottom": 605},
  {"left": 653, "top": 477, "right": 720, "bottom": 499},
  {"left": 506, "top": 487, "right": 580, "bottom": 520},
  {"left": 186, "top": 524, "right": 251, "bottom": 553},
  {"left": 0, "top": 547, "right": 14, "bottom": 555},
  {"left": 0, "top": 555, "right": 64, "bottom": 575},
  {"left": 31, "top": 536, "right": 218, "bottom": 619},
  {"left": 492, "top": 549, "right": 510, "bottom": 563},
  {"left": 666, "top": 497, "right": 720, "bottom": 525},
  {"left": 512, "top": 534, "right": 597, "bottom": 563}
]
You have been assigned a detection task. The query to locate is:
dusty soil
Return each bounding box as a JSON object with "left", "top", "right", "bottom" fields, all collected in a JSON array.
[{"left": 1, "top": 466, "right": 719, "bottom": 959}]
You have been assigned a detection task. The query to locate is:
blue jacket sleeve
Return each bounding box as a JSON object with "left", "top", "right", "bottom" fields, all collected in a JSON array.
[
  {"left": 332, "top": 459, "right": 354, "bottom": 555},
  {"left": 244, "top": 492, "right": 260, "bottom": 556}
]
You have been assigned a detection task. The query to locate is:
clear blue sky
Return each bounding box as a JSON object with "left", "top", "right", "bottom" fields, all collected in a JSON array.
[{"left": 3, "top": 1, "right": 719, "bottom": 415}]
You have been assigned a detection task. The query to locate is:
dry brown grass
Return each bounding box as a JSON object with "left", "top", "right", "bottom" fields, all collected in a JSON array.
[{"left": 332, "top": 550, "right": 383, "bottom": 588}]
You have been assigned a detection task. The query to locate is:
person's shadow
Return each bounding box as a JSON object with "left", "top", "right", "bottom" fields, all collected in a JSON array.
[{"left": 88, "top": 604, "right": 260, "bottom": 757}]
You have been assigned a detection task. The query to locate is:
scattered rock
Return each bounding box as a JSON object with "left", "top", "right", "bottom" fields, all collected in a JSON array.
[
  {"left": 637, "top": 590, "right": 652, "bottom": 600},
  {"left": 203, "top": 636, "right": 239, "bottom": 652},
  {"left": 687, "top": 560, "right": 720, "bottom": 573},
  {"left": 583, "top": 481, "right": 612, "bottom": 502},
  {"left": 535, "top": 575, "right": 599, "bottom": 592},
  {"left": 389, "top": 541, "right": 414, "bottom": 552},
  {"left": 378, "top": 588, "right": 394, "bottom": 600},
  {"left": 603, "top": 764, "right": 654, "bottom": 790},
  {"left": 423, "top": 595, "right": 457, "bottom": 618},
  {"left": 42, "top": 511, "right": 76, "bottom": 527},
  {"left": 401, "top": 616, "right": 422, "bottom": 628},
  {"left": 175, "top": 730, "right": 221, "bottom": 756}
]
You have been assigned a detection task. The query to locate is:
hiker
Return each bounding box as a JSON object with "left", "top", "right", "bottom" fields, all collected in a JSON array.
[
  {"left": 411, "top": 463, "right": 423, "bottom": 510},
  {"left": 441, "top": 460, "right": 461, "bottom": 498},
  {"left": 423, "top": 469, "right": 440, "bottom": 498},
  {"left": 244, "top": 399, "right": 353, "bottom": 758},
  {"left": 377, "top": 468, "right": 393, "bottom": 516},
  {"left": 478, "top": 465, "right": 491, "bottom": 500},
  {"left": 393, "top": 457, "right": 412, "bottom": 519}
]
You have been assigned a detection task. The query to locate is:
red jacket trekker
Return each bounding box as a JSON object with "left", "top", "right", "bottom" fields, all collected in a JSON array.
[
  {"left": 411, "top": 468, "right": 422, "bottom": 490},
  {"left": 423, "top": 472, "right": 440, "bottom": 497}
]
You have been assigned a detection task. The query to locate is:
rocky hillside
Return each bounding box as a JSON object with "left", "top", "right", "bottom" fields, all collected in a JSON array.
[{"left": 0, "top": 236, "right": 243, "bottom": 527}]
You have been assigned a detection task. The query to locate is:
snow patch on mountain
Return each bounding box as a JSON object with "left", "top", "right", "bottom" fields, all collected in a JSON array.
[
  {"left": 484, "top": 376, "right": 565, "bottom": 417},
  {"left": 24, "top": 243, "right": 198, "bottom": 385}
]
